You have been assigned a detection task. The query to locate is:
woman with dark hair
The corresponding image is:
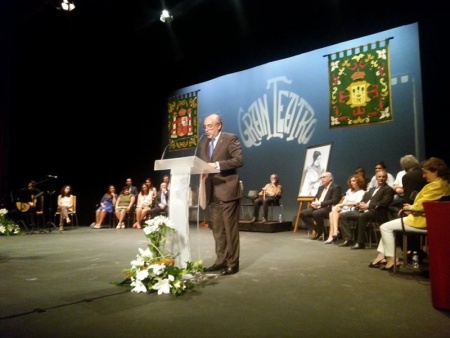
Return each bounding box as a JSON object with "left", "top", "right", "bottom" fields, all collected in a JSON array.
[
  {"left": 91, "top": 185, "right": 117, "bottom": 229},
  {"left": 369, "top": 157, "right": 450, "bottom": 270},
  {"left": 115, "top": 186, "right": 135, "bottom": 229},
  {"left": 57, "top": 185, "right": 74, "bottom": 231}
]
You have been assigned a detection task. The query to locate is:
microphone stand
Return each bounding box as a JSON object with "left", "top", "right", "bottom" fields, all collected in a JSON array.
[
  {"left": 44, "top": 189, "right": 60, "bottom": 233},
  {"left": 161, "top": 144, "right": 171, "bottom": 160},
  {"left": 193, "top": 134, "right": 205, "bottom": 158}
]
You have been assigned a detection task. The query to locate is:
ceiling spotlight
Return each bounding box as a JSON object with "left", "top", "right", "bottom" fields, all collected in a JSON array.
[
  {"left": 160, "top": 9, "right": 173, "bottom": 23},
  {"left": 61, "top": 0, "right": 75, "bottom": 11}
]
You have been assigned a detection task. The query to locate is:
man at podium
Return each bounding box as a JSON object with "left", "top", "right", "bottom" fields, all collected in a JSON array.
[{"left": 199, "top": 114, "right": 244, "bottom": 276}]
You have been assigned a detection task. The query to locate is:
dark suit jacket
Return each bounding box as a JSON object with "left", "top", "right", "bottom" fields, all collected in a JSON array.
[
  {"left": 129, "top": 185, "right": 139, "bottom": 197},
  {"left": 361, "top": 183, "right": 395, "bottom": 222},
  {"left": 314, "top": 182, "right": 342, "bottom": 210},
  {"left": 155, "top": 190, "right": 169, "bottom": 206},
  {"left": 199, "top": 132, "right": 244, "bottom": 203},
  {"left": 402, "top": 167, "right": 427, "bottom": 204}
]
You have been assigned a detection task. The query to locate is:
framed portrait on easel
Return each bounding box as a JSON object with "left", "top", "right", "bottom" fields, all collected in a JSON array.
[{"left": 298, "top": 142, "right": 332, "bottom": 197}]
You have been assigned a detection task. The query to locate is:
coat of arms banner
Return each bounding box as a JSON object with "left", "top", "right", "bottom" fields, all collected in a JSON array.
[
  {"left": 328, "top": 39, "right": 392, "bottom": 128},
  {"left": 167, "top": 91, "right": 199, "bottom": 152}
]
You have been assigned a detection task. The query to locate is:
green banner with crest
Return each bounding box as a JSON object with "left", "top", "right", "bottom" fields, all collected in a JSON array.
[{"left": 328, "top": 39, "right": 392, "bottom": 128}]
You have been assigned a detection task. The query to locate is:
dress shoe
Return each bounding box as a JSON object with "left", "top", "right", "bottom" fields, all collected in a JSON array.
[
  {"left": 351, "top": 243, "right": 365, "bottom": 250},
  {"left": 250, "top": 217, "right": 257, "bottom": 223},
  {"left": 221, "top": 266, "right": 239, "bottom": 276},
  {"left": 311, "top": 233, "right": 322, "bottom": 240},
  {"left": 204, "top": 263, "right": 226, "bottom": 272},
  {"left": 261, "top": 217, "right": 267, "bottom": 223},
  {"left": 368, "top": 258, "right": 386, "bottom": 268},
  {"left": 380, "top": 263, "right": 401, "bottom": 271},
  {"left": 369, "top": 257, "right": 387, "bottom": 269},
  {"left": 338, "top": 240, "right": 354, "bottom": 247},
  {"left": 324, "top": 238, "right": 333, "bottom": 244}
]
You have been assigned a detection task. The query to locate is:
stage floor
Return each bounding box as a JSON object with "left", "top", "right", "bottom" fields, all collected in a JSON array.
[
  {"left": 1, "top": 226, "right": 445, "bottom": 337},
  {"left": 238, "top": 220, "right": 292, "bottom": 233}
]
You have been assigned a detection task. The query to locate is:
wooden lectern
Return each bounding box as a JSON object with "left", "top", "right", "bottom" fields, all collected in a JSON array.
[
  {"left": 293, "top": 196, "right": 315, "bottom": 232},
  {"left": 154, "top": 156, "right": 219, "bottom": 267}
]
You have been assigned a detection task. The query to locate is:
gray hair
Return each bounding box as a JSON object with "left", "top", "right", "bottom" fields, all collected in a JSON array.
[
  {"left": 323, "top": 172, "right": 333, "bottom": 180},
  {"left": 400, "top": 155, "right": 419, "bottom": 171}
]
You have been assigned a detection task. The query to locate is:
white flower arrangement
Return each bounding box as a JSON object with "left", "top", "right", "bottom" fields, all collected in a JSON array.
[
  {"left": 117, "top": 215, "right": 204, "bottom": 295},
  {"left": 0, "top": 208, "right": 21, "bottom": 236}
]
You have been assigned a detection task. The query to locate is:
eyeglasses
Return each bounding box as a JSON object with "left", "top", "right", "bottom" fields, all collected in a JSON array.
[{"left": 203, "top": 123, "right": 219, "bottom": 130}]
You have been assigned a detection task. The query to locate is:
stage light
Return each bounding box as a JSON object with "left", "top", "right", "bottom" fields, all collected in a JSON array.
[
  {"left": 160, "top": 9, "right": 173, "bottom": 23},
  {"left": 61, "top": 0, "right": 75, "bottom": 11}
]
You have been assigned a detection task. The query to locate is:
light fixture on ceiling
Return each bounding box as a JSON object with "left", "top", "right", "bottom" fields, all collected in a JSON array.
[
  {"left": 60, "top": 0, "right": 76, "bottom": 11},
  {"left": 160, "top": 9, "right": 173, "bottom": 23}
]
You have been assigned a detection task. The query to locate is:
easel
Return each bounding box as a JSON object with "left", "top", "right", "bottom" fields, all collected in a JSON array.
[{"left": 293, "top": 196, "right": 314, "bottom": 232}]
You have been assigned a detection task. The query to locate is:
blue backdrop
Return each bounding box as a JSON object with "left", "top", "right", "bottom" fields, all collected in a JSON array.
[{"left": 165, "top": 23, "right": 424, "bottom": 224}]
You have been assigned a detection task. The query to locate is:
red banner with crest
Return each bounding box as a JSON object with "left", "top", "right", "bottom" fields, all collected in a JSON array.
[{"left": 167, "top": 91, "right": 199, "bottom": 152}]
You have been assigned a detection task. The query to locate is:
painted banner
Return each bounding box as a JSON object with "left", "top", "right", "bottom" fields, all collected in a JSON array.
[
  {"left": 167, "top": 91, "right": 199, "bottom": 152},
  {"left": 328, "top": 39, "right": 392, "bottom": 128}
]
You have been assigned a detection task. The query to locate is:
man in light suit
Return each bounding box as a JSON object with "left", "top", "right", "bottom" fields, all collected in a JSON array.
[
  {"left": 199, "top": 114, "right": 244, "bottom": 276},
  {"left": 339, "top": 169, "right": 395, "bottom": 249},
  {"left": 300, "top": 172, "right": 342, "bottom": 240}
]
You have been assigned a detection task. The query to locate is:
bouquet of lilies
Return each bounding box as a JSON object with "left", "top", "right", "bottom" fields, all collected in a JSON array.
[
  {"left": 118, "top": 216, "right": 204, "bottom": 295},
  {"left": 0, "top": 209, "right": 21, "bottom": 236}
]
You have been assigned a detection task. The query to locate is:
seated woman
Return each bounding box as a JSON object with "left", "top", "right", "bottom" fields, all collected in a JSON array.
[
  {"left": 325, "top": 174, "right": 365, "bottom": 244},
  {"left": 133, "top": 183, "right": 153, "bottom": 229},
  {"left": 91, "top": 185, "right": 117, "bottom": 229},
  {"left": 369, "top": 157, "right": 450, "bottom": 270},
  {"left": 115, "top": 186, "right": 136, "bottom": 229},
  {"left": 57, "top": 185, "right": 74, "bottom": 231},
  {"left": 251, "top": 174, "right": 282, "bottom": 223},
  {"left": 150, "top": 182, "right": 169, "bottom": 218}
]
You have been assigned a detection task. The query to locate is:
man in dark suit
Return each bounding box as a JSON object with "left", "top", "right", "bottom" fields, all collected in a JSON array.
[
  {"left": 149, "top": 182, "right": 169, "bottom": 218},
  {"left": 300, "top": 172, "right": 342, "bottom": 240},
  {"left": 400, "top": 155, "right": 426, "bottom": 204},
  {"left": 125, "top": 178, "right": 139, "bottom": 197},
  {"left": 339, "top": 169, "right": 395, "bottom": 249},
  {"left": 199, "top": 113, "right": 244, "bottom": 276}
]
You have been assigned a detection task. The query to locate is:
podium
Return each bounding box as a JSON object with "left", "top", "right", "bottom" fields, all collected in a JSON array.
[{"left": 154, "top": 156, "right": 219, "bottom": 267}]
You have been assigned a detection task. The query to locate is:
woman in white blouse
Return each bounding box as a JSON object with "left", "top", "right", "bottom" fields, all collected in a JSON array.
[
  {"left": 57, "top": 185, "right": 74, "bottom": 231},
  {"left": 324, "top": 175, "right": 365, "bottom": 244},
  {"left": 133, "top": 183, "right": 153, "bottom": 229}
]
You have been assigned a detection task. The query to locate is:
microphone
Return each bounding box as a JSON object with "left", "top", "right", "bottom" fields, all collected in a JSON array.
[
  {"left": 193, "top": 134, "right": 206, "bottom": 158},
  {"left": 161, "top": 144, "right": 171, "bottom": 160},
  {"left": 47, "top": 175, "right": 58, "bottom": 179}
]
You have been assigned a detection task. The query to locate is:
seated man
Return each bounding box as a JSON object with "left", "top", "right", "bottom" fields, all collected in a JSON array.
[
  {"left": 251, "top": 174, "right": 282, "bottom": 223},
  {"left": 338, "top": 169, "right": 395, "bottom": 249},
  {"left": 300, "top": 172, "right": 342, "bottom": 240},
  {"left": 150, "top": 182, "right": 169, "bottom": 218}
]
